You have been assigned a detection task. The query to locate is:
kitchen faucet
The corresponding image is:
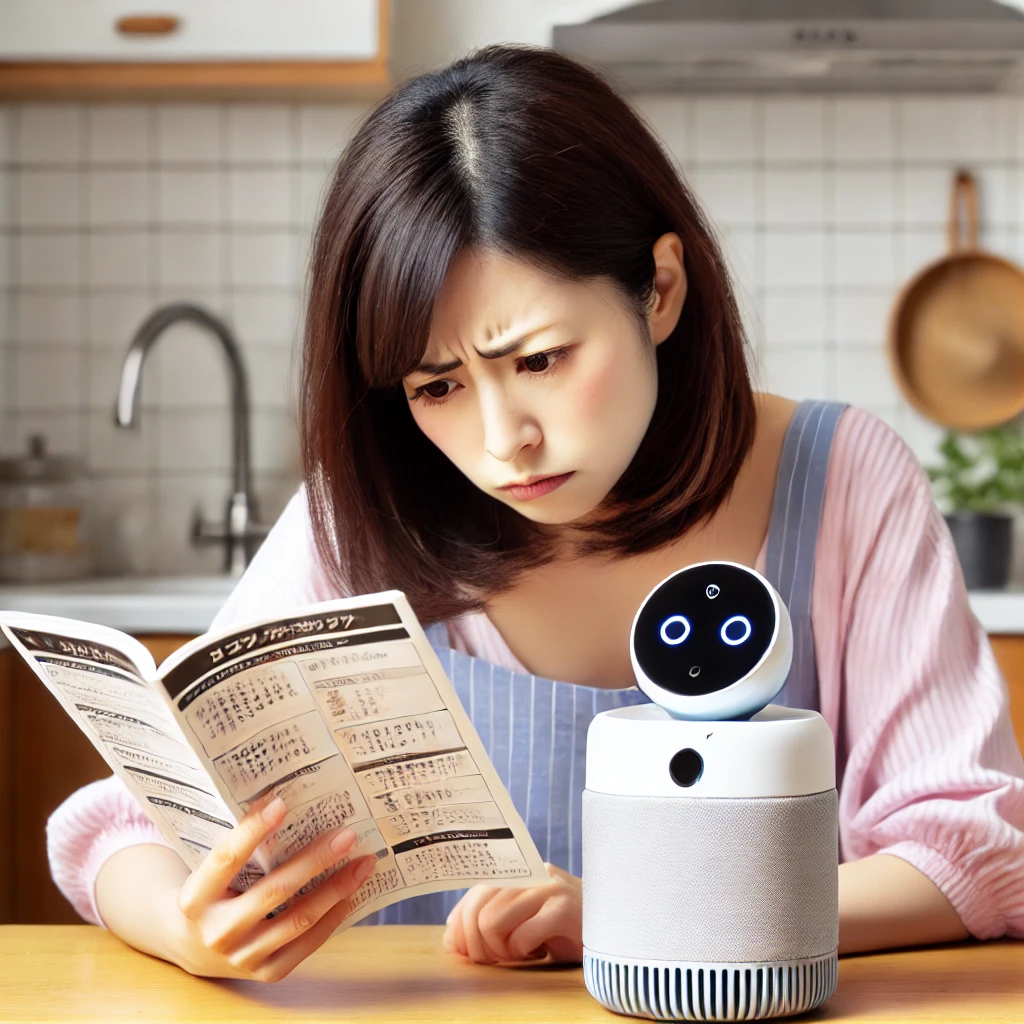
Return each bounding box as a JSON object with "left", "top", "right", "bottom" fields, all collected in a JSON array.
[{"left": 115, "top": 302, "right": 268, "bottom": 575}]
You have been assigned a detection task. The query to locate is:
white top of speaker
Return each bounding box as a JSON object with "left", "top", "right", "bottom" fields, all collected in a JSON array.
[{"left": 586, "top": 703, "right": 835, "bottom": 799}]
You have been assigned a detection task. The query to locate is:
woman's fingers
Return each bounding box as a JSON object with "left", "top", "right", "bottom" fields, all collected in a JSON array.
[
  {"left": 443, "top": 900, "right": 464, "bottom": 954},
  {"left": 240, "top": 827, "right": 359, "bottom": 920},
  {"left": 507, "top": 898, "right": 574, "bottom": 962},
  {"left": 477, "top": 885, "right": 551, "bottom": 959},
  {"left": 232, "top": 854, "right": 377, "bottom": 973},
  {"left": 179, "top": 797, "right": 287, "bottom": 917},
  {"left": 253, "top": 858, "right": 376, "bottom": 982},
  {"left": 445, "top": 885, "right": 553, "bottom": 963},
  {"left": 458, "top": 886, "right": 509, "bottom": 964}
]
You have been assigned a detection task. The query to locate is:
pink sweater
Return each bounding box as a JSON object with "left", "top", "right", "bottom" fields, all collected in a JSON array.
[{"left": 48, "top": 407, "right": 1024, "bottom": 936}]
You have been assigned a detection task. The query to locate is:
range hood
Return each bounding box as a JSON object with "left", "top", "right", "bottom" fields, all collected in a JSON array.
[{"left": 551, "top": 0, "right": 1024, "bottom": 93}]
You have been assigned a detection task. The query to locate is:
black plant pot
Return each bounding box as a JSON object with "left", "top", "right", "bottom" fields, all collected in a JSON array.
[{"left": 944, "top": 511, "right": 1014, "bottom": 591}]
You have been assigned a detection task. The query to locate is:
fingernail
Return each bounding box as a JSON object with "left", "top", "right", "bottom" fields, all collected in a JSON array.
[
  {"left": 330, "top": 827, "right": 356, "bottom": 855},
  {"left": 354, "top": 856, "right": 376, "bottom": 884},
  {"left": 261, "top": 796, "right": 286, "bottom": 823}
]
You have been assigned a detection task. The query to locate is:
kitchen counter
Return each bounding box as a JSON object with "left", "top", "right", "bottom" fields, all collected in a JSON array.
[
  {"left": 2, "top": 925, "right": 1022, "bottom": 1022},
  {"left": 0, "top": 575, "right": 237, "bottom": 635},
  {"left": 0, "top": 577, "right": 1022, "bottom": 636},
  {"left": 967, "top": 589, "right": 1024, "bottom": 634}
]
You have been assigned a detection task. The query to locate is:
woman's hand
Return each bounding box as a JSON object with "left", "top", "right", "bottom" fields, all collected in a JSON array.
[
  {"left": 167, "top": 796, "right": 376, "bottom": 981},
  {"left": 442, "top": 863, "right": 583, "bottom": 965}
]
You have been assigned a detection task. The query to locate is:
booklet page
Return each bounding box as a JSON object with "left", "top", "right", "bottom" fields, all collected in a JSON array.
[
  {"left": 0, "top": 615, "right": 236, "bottom": 872},
  {"left": 157, "top": 591, "right": 548, "bottom": 926}
]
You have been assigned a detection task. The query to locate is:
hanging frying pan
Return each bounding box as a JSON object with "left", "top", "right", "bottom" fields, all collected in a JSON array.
[{"left": 888, "top": 170, "right": 1024, "bottom": 431}]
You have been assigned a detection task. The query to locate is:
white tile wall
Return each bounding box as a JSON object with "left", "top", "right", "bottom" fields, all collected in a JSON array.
[
  {"left": 86, "top": 105, "right": 150, "bottom": 164},
  {"left": 17, "top": 106, "right": 82, "bottom": 164},
  {"left": 0, "top": 94, "right": 1022, "bottom": 576},
  {"left": 635, "top": 93, "right": 1024, "bottom": 476},
  {"left": 88, "top": 170, "right": 149, "bottom": 227},
  {"left": 155, "top": 106, "right": 222, "bottom": 164},
  {"left": 763, "top": 99, "right": 827, "bottom": 163}
]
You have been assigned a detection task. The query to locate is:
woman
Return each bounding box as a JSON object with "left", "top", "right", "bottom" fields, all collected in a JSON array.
[{"left": 49, "top": 45, "right": 1024, "bottom": 980}]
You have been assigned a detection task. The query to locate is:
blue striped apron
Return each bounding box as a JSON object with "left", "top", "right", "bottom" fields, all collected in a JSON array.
[{"left": 365, "top": 400, "right": 847, "bottom": 924}]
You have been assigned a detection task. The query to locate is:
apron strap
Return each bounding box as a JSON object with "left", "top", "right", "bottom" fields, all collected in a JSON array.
[{"left": 765, "top": 400, "right": 847, "bottom": 711}]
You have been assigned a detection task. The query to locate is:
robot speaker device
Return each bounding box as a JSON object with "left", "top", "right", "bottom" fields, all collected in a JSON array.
[{"left": 582, "top": 562, "right": 838, "bottom": 1021}]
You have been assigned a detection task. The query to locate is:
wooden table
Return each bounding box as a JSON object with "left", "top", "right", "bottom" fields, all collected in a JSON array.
[{"left": 2, "top": 926, "right": 1022, "bottom": 1022}]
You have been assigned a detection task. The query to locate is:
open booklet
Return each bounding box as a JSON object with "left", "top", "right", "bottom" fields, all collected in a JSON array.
[{"left": 0, "top": 591, "right": 549, "bottom": 928}]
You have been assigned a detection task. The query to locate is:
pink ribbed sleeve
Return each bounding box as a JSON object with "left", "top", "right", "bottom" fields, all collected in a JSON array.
[
  {"left": 46, "top": 776, "right": 173, "bottom": 926},
  {"left": 812, "top": 408, "right": 1024, "bottom": 939}
]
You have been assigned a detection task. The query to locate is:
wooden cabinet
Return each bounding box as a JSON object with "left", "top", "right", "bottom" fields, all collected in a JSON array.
[
  {"left": 0, "top": 635, "right": 191, "bottom": 925},
  {"left": 0, "top": 0, "right": 388, "bottom": 100},
  {"left": 989, "top": 636, "right": 1024, "bottom": 753}
]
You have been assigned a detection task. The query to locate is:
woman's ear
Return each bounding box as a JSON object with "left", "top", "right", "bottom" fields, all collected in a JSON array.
[{"left": 648, "top": 232, "right": 687, "bottom": 346}]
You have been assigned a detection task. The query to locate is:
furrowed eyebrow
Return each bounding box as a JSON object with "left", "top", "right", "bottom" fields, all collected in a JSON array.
[
  {"left": 413, "top": 356, "right": 463, "bottom": 376},
  {"left": 411, "top": 326, "right": 557, "bottom": 377}
]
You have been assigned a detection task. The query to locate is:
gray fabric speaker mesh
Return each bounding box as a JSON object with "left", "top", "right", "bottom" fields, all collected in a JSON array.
[{"left": 583, "top": 790, "right": 838, "bottom": 963}]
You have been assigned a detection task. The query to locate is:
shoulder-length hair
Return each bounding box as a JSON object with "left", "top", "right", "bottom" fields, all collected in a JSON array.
[{"left": 301, "top": 44, "right": 754, "bottom": 624}]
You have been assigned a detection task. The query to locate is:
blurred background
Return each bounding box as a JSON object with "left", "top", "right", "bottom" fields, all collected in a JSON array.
[
  {"left": 5, "top": 0, "right": 1024, "bottom": 923},
  {"left": 2, "top": 1, "right": 1024, "bottom": 578}
]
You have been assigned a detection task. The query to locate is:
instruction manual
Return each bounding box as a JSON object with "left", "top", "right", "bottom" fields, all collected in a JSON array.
[{"left": 0, "top": 591, "right": 548, "bottom": 927}]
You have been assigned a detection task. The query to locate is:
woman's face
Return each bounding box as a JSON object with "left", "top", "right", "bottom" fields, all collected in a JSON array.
[{"left": 403, "top": 239, "right": 685, "bottom": 527}]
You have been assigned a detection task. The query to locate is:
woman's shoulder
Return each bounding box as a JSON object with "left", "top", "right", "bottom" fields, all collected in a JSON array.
[
  {"left": 817, "top": 404, "right": 940, "bottom": 576},
  {"left": 827, "top": 405, "right": 930, "bottom": 509}
]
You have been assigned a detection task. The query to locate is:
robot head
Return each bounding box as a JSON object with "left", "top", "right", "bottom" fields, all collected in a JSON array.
[{"left": 630, "top": 561, "right": 793, "bottom": 720}]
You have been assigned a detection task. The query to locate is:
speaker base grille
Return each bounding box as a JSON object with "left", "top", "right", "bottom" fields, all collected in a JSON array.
[{"left": 583, "top": 948, "right": 838, "bottom": 1021}]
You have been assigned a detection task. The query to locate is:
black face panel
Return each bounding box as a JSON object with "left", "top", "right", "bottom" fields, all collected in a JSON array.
[{"left": 633, "top": 564, "right": 775, "bottom": 696}]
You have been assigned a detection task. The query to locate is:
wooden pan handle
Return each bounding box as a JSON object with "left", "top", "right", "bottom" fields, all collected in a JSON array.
[
  {"left": 115, "top": 14, "right": 181, "bottom": 36},
  {"left": 948, "top": 170, "right": 979, "bottom": 252}
]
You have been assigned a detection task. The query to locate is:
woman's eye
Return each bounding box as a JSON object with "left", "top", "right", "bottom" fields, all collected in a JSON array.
[
  {"left": 411, "top": 347, "right": 569, "bottom": 406},
  {"left": 409, "top": 379, "right": 457, "bottom": 406},
  {"left": 422, "top": 380, "right": 452, "bottom": 400},
  {"left": 521, "top": 349, "right": 565, "bottom": 374}
]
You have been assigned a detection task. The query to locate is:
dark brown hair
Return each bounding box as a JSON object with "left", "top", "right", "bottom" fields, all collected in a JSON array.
[{"left": 301, "top": 44, "right": 754, "bottom": 623}]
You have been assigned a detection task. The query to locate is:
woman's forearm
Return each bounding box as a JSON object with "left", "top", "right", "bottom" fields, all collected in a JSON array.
[
  {"left": 94, "top": 844, "right": 196, "bottom": 969},
  {"left": 839, "top": 853, "right": 969, "bottom": 955}
]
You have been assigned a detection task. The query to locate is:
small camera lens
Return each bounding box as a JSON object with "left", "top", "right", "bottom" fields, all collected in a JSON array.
[
  {"left": 669, "top": 748, "right": 704, "bottom": 787},
  {"left": 706, "top": 584, "right": 720, "bottom": 599}
]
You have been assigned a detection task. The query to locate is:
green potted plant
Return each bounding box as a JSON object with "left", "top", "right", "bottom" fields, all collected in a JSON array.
[{"left": 926, "top": 426, "right": 1024, "bottom": 590}]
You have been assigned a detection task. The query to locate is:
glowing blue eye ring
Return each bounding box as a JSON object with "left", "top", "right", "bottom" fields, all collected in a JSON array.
[
  {"left": 720, "top": 615, "right": 751, "bottom": 646},
  {"left": 659, "top": 615, "right": 691, "bottom": 646}
]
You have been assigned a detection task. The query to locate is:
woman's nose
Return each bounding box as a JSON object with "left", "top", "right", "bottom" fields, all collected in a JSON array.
[{"left": 481, "top": 390, "right": 542, "bottom": 462}]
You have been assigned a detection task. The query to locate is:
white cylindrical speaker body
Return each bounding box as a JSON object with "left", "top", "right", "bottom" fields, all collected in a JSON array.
[{"left": 582, "top": 704, "right": 838, "bottom": 1021}]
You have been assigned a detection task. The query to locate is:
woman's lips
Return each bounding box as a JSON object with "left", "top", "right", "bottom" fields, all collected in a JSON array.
[{"left": 501, "top": 472, "right": 574, "bottom": 501}]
